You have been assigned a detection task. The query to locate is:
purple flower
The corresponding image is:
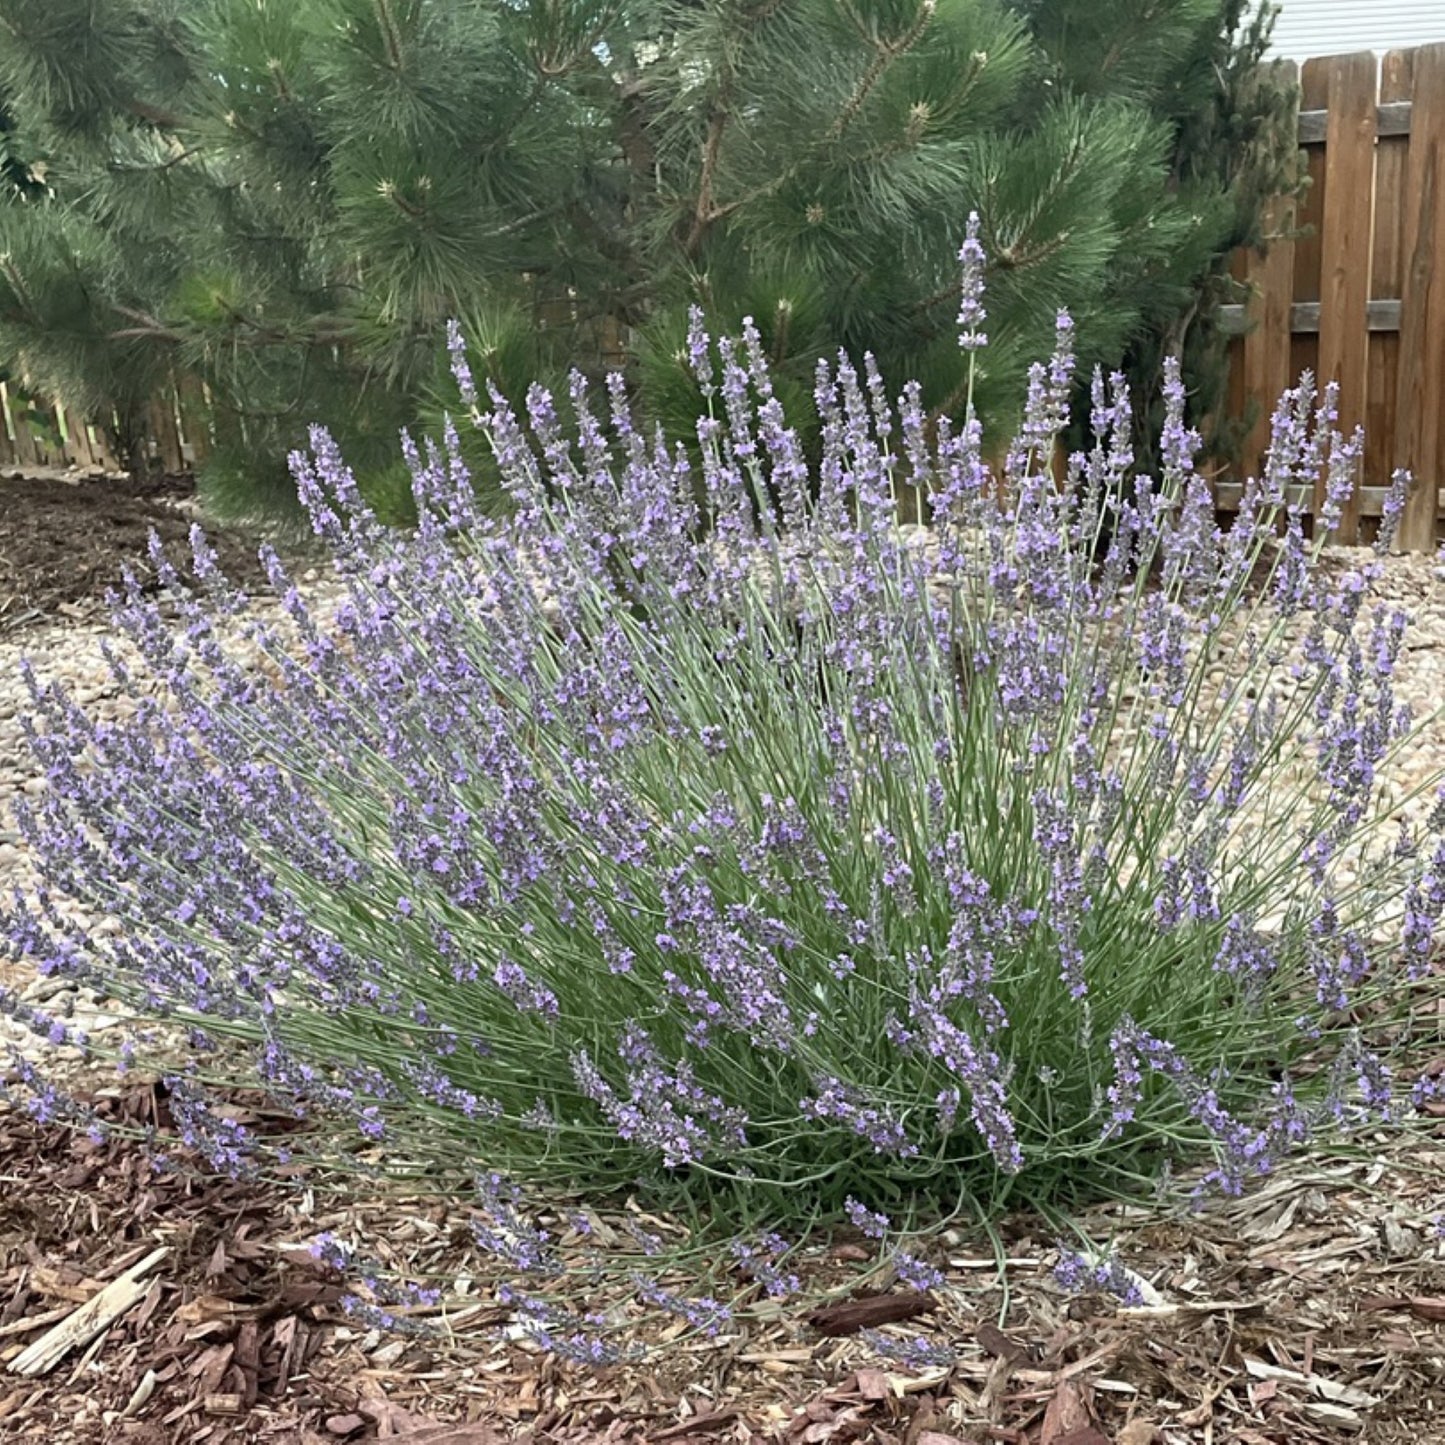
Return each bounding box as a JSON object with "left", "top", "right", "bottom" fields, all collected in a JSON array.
[
  {"left": 844, "top": 1198, "right": 890, "bottom": 1239},
  {"left": 860, "top": 1330, "right": 956, "bottom": 1369},
  {"left": 492, "top": 957, "right": 560, "bottom": 1021},
  {"left": 891, "top": 1250, "right": 944, "bottom": 1292},
  {"left": 1031, "top": 791, "right": 1090, "bottom": 999},
  {"left": 800, "top": 1077, "right": 917, "bottom": 1158},
  {"left": 730, "top": 1234, "right": 799, "bottom": 1298},
  {"left": 631, "top": 1275, "right": 732, "bottom": 1335},
  {"left": 446, "top": 319, "right": 478, "bottom": 409},
  {"left": 956, "top": 212, "right": 988, "bottom": 352},
  {"left": 571, "top": 1027, "right": 748, "bottom": 1169},
  {"left": 1054, "top": 1245, "right": 1144, "bottom": 1306}
]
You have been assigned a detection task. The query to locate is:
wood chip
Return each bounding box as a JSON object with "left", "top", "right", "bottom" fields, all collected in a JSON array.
[
  {"left": 7, "top": 1247, "right": 169, "bottom": 1378},
  {"left": 1117, "top": 1298, "right": 1268, "bottom": 1320},
  {"left": 977, "top": 1321, "right": 1030, "bottom": 1363},
  {"left": 1359, "top": 1294, "right": 1445, "bottom": 1322},
  {"left": 1299, "top": 1399, "right": 1365, "bottom": 1432},
  {"left": 805, "top": 1290, "right": 934, "bottom": 1337},
  {"left": 0, "top": 1303, "right": 73, "bottom": 1340},
  {"left": 651, "top": 1408, "right": 740, "bottom": 1439},
  {"left": 122, "top": 1368, "right": 158, "bottom": 1417},
  {"left": 1242, "top": 1358, "right": 1378, "bottom": 1408}
]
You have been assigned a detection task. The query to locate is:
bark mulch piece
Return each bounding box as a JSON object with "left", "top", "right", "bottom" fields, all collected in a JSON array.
[{"left": 0, "top": 470, "right": 276, "bottom": 636}]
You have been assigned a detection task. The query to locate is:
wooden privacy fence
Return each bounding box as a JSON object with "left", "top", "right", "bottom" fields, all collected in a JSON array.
[
  {"left": 1222, "top": 42, "right": 1445, "bottom": 551},
  {"left": 0, "top": 379, "right": 205, "bottom": 475}
]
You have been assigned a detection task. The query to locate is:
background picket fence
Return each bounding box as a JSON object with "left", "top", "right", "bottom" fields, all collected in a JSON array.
[{"left": 0, "top": 379, "right": 200, "bottom": 476}]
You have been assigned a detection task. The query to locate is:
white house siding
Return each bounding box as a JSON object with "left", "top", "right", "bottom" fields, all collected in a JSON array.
[{"left": 1264, "top": 0, "right": 1445, "bottom": 59}]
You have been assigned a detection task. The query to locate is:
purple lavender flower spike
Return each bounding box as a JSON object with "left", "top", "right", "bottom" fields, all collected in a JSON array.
[
  {"left": 956, "top": 211, "right": 988, "bottom": 352},
  {"left": 446, "top": 318, "right": 478, "bottom": 409}
]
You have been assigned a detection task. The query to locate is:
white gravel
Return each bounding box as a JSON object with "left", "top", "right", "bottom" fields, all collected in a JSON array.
[{"left": 0, "top": 564, "right": 349, "bottom": 1062}]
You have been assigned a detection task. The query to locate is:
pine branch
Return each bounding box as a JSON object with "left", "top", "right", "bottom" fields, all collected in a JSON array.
[
  {"left": 126, "top": 99, "right": 181, "bottom": 130},
  {"left": 108, "top": 305, "right": 184, "bottom": 343},
  {"left": 109, "top": 301, "right": 354, "bottom": 351},
  {"left": 827, "top": 0, "right": 936, "bottom": 143},
  {"left": 534, "top": 0, "right": 622, "bottom": 78},
  {"left": 909, "top": 275, "right": 964, "bottom": 317},
  {"left": 106, "top": 143, "right": 205, "bottom": 176},
  {"left": 685, "top": 103, "right": 729, "bottom": 256},
  {"left": 708, "top": 120, "right": 934, "bottom": 234},
  {"left": 686, "top": 0, "right": 938, "bottom": 245},
  {"left": 373, "top": 0, "right": 405, "bottom": 72},
  {"left": 682, "top": 0, "right": 791, "bottom": 257}
]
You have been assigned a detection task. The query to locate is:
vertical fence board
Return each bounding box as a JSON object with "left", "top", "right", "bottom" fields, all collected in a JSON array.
[
  {"left": 57, "top": 405, "right": 96, "bottom": 468},
  {"left": 1396, "top": 43, "right": 1445, "bottom": 552},
  {"left": 90, "top": 412, "right": 120, "bottom": 472},
  {"left": 1312, "top": 52, "right": 1378, "bottom": 539},
  {"left": 146, "top": 392, "right": 185, "bottom": 475},
  {"left": 1289, "top": 60, "right": 1328, "bottom": 487},
  {"left": 1239, "top": 192, "right": 1299, "bottom": 486},
  {"left": 1294, "top": 59, "right": 1329, "bottom": 310},
  {"left": 1366, "top": 49, "right": 1416, "bottom": 517},
  {"left": 1237, "top": 59, "right": 1304, "bottom": 487},
  {"left": 30, "top": 399, "right": 61, "bottom": 465},
  {"left": 176, "top": 374, "right": 210, "bottom": 466},
  {"left": 5, "top": 387, "right": 41, "bottom": 468}
]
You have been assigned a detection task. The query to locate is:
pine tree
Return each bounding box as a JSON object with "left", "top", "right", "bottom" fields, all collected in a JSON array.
[{"left": 0, "top": 0, "right": 1298, "bottom": 514}]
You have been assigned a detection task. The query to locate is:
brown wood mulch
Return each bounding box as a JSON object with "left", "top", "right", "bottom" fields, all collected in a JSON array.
[
  {"left": 0, "top": 469, "right": 278, "bottom": 637},
  {"left": 0, "top": 1070, "right": 1440, "bottom": 1445}
]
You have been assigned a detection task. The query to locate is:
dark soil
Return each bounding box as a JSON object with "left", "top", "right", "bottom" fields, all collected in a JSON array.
[{"left": 0, "top": 472, "right": 277, "bottom": 636}]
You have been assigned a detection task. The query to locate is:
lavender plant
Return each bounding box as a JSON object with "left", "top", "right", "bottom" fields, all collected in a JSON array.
[{"left": 5, "top": 218, "right": 1442, "bottom": 1230}]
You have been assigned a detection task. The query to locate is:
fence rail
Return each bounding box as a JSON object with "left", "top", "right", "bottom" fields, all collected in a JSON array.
[{"left": 1224, "top": 41, "right": 1445, "bottom": 550}]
